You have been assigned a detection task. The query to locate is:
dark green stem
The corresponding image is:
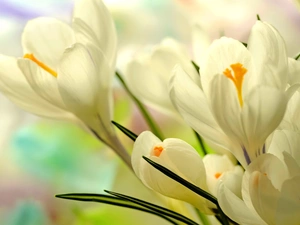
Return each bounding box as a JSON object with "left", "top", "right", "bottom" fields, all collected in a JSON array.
[{"left": 116, "top": 71, "right": 164, "bottom": 140}]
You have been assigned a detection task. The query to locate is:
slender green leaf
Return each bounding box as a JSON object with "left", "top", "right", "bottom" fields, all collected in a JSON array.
[
  {"left": 295, "top": 53, "right": 300, "bottom": 60},
  {"left": 56, "top": 193, "right": 179, "bottom": 225},
  {"left": 143, "top": 156, "right": 217, "bottom": 204},
  {"left": 193, "top": 130, "right": 208, "bottom": 156},
  {"left": 143, "top": 157, "right": 230, "bottom": 225},
  {"left": 105, "top": 190, "right": 199, "bottom": 225},
  {"left": 112, "top": 121, "right": 137, "bottom": 141},
  {"left": 115, "top": 71, "right": 164, "bottom": 140}
]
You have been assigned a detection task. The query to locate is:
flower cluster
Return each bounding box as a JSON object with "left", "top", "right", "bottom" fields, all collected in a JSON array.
[{"left": 1, "top": 0, "right": 300, "bottom": 224}]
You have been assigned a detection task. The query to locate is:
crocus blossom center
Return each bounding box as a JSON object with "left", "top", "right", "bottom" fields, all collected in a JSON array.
[
  {"left": 223, "top": 63, "right": 247, "bottom": 107},
  {"left": 24, "top": 53, "right": 57, "bottom": 77},
  {"left": 151, "top": 145, "right": 164, "bottom": 157},
  {"left": 214, "top": 172, "right": 222, "bottom": 179}
]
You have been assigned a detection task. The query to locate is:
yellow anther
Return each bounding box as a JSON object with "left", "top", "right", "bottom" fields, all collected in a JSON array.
[
  {"left": 152, "top": 146, "right": 164, "bottom": 157},
  {"left": 223, "top": 63, "right": 247, "bottom": 107},
  {"left": 214, "top": 172, "right": 222, "bottom": 179},
  {"left": 24, "top": 53, "right": 57, "bottom": 77}
]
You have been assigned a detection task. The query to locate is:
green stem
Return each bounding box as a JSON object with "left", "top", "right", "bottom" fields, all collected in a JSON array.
[
  {"left": 116, "top": 71, "right": 164, "bottom": 140},
  {"left": 194, "top": 208, "right": 211, "bottom": 225}
]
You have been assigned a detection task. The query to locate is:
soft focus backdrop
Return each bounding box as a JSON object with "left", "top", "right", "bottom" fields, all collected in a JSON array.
[{"left": 0, "top": 0, "right": 300, "bottom": 224}]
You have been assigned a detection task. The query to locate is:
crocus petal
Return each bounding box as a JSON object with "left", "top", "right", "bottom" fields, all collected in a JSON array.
[
  {"left": 132, "top": 131, "right": 213, "bottom": 214},
  {"left": 125, "top": 38, "right": 200, "bottom": 117},
  {"left": 200, "top": 37, "right": 254, "bottom": 96},
  {"left": 203, "top": 154, "right": 242, "bottom": 196},
  {"left": 73, "top": 0, "right": 117, "bottom": 67},
  {"left": 169, "top": 65, "right": 231, "bottom": 150},
  {"left": 22, "top": 17, "right": 75, "bottom": 69},
  {"left": 248, "top": 171, "right": 280, "bottom": 225},
  {"left": 280, "top": 90, "right": 300, "bottom": 131},
  {"left": 0, "top": 55, "right": 73, "bottom": 120},
  {"left": 268, "top": 130, "right": 300, "bottom": 166},
  {"left": 151, "top": 45, "right": 200, "bottom": 87},
  {"left": 282, "top": 152, "right": 300, "bottom": 179},
  {"left": 131, "top": 131, "right": 161, "bottom": 176},
  {"left": 287, "top": 58, "right": 300, "bottom": 86},
  {"left": 247, "top": 21, "right": 288, "bottom": 90},
  {"left": 208, "top": 74, "right": 241, "bottom": 142},
  {"left": 218, "top": 174, "right": 265, "bottom": 225},
  {"left": 125, "top": 59, "right": 175, "bottom": 115},
  {"left": 243, "top": 154, "right": 289, "bottom": 199},
  {"left": 17, "top": 58, "right": 66, "bottom": 110},
  {"left": 240, "top": 87, "right": 287, "bottom": 161},
  {"left": 57, "top": 43, "right": 113, "bottom": 132},
  {"left": 276, "top": 175, "right": 300, "bottom": 225},
  {"left": 192, "top": 24, "right": 210, "bottom": 65}
]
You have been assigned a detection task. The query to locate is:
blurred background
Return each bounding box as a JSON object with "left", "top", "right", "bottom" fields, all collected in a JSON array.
[{"left": 0, "top": 0, "right": 300, "bottom": 224}]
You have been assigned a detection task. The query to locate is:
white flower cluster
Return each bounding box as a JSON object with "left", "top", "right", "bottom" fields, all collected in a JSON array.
[{"left": 0, "top": 0, "right": 300, "bottom": 224}]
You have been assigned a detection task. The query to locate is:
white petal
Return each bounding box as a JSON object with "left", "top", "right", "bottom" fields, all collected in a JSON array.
[
  {"left": 268, "top": 130, "right": 300, "bottom": 167},
  {"left": 203, "top": 154, "right": 238, "bottom": 196},
  {"left": 208, "top": 74, "right": 241, "bottom": 141},
  {"left": 17, "top": 58, "right": 66, "bottom": 110},
  {"left": 282, "top": 152, "right": 300, "bottom": 178},
  {"left": 200, "top": 37, "right": 253, "bottom": 96},
  {"left": 160, "top": 138, "right": 207, "bottom": 189},
  {"left": 125, "top": 59, "right": 175, "bottom": 115},
  {"left": 288, "top": 58, "right": 300, "bottom": 86},
  {"left": 22, "top": 17, "right": 75, "bottom": 68},
  {"left": 192, "top": 24, "right": 210, "bottom": 65},
  {"left": 57, "top": 43, "right": 113, "bottom": 130},
  {"left": 244, "top": 154, "right": 288, "bottom": 197},
  {"left": 242, "top": 154, "right": 288, "bottom": 224},
  {"left": 248, "top": 21, "right": 288, "bottom": 90},
  {"left": 280, "top": 90, "right": 300, "bottom": 130},
  {"left": 151, "top": 43, "right": 201, "bottom": 87},
  {"left": 0, "top": 55, "right": 72, "bottom": 119},
  {"left": 276, "top": 175, "right": 300, "bottom": 225},
  {"left": 249, "top": 171, "right": 280, "bottom": 225},
  {"left": 169, "top": 65, "right": 231, "bottom": 150},
  {"left": 241, "top": 87, "right": 287, "bottom": 161},
  {"left": 73, "top": 0, "right": 117, "bottom": 67},
  {"left": 160, "top": 38, "right": 190, "bottom": 58},
  {"left": 218, "top": 180, "right": 265, "bottom": 225},
  {"left": 131, "top": 131, "right": 161, "bottom": 177}
]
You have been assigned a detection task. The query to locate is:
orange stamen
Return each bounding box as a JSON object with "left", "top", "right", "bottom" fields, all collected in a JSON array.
[
  {"left": 152, "top": 146, "right": 164, "bottom": 157},
  {"left": 223, "top": 63, "right": 247, "bottom": 107},
  {"left": 214, "top": 172, "right": 222, "bottom": 179},
  {"left": 24, "top": 53, "right": 57, "bottom": 77}
]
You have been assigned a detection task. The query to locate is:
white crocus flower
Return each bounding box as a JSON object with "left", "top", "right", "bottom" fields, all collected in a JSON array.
[
  {"left": 124, "top": 38, "right": 200, "bottom": 117},
  {"left": 220, "top": 153, "right": 300, "bottom": 225},
  {"left": 203, "top": 154, "right": 243, "bottom": 196},
  {"left": 218, "top": 129, "right": 300, "bottom": 225},
  {"left": 170, "top": 21, "right": 289, "bottom": 168},
  {"left": 124, "top": 24, "right": 211, "bottom": 117},
  {"left": 131, "top": 131, "right": 214, "bottom": 214},
  {"left": 0, "top": 0, "right": 131, "bottom": 166}
]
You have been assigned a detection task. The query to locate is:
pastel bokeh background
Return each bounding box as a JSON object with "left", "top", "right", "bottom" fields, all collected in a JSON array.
[{"left": 0, "top": 0, "right": 300, "bottom": 224}]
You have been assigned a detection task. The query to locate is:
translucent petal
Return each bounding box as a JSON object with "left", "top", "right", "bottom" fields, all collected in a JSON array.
[
  {"left": 22, "top": 17, "right": 75, "bottom": 69},
  {"left": 73, "top": 0, "right": 117, "bottom": 67}
]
